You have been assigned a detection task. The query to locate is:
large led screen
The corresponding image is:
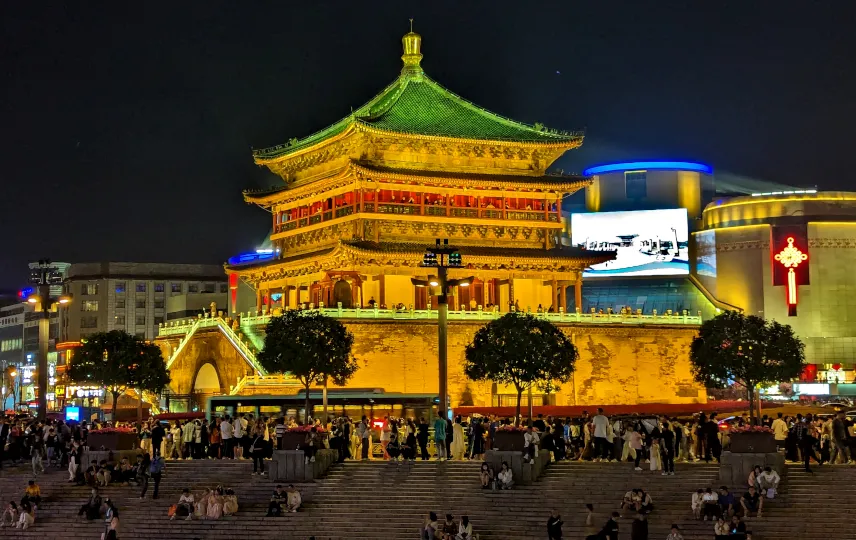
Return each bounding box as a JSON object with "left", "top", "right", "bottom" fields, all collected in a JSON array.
[{"left": 572, "top": 209, "right": 689, "bottom": 277}]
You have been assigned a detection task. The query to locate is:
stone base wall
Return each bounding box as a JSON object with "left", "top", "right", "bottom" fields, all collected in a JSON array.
[{"left": 161, "top": 320, "right": 706, "bottom": 407}]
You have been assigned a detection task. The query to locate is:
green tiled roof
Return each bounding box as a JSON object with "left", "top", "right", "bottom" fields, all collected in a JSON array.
[{"left": 254, "top": 71, "right": 582, "bottom": 160}]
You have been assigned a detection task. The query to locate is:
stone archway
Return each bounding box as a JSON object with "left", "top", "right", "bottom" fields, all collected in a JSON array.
[{"left": 193, "top": 362, "right": 222, "bottom": 393}]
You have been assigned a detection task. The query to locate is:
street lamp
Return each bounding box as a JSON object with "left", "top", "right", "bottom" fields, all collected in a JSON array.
[
  {"left": 413, "top": 239, "right": 472, "bottom": 420},
  {"left": 26, "top": 260, "right": 71, "bottom": 421}
]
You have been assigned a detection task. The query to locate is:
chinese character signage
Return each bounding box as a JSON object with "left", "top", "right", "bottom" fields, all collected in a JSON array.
[{"left": 771, "top": 225, "right": 809, "bottom": 316}]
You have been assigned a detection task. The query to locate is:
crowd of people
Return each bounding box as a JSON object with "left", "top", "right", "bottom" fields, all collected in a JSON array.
[{"left": 168, "top": 485, "right": 239, "bottom": 520}]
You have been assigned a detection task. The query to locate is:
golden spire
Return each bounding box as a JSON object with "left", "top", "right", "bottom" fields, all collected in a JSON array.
[{"left": 401, "top": 19, "right": 423, "bottom": 74}]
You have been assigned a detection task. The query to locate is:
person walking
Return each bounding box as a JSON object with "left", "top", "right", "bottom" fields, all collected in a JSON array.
[
  {"left": 831, "top": 411, "right": 852, "bottom": 464},
  {"left": 417, "top": 417, "right": 430, "bottom": 460},
  {"left": 141, "top": 453, "right": 164, "bottom": 499},
  {"left": 357, "top": 416, "right": 370, "bottom": 460},
  {"left": 181, "top": 420, "right": 195, "bottom": 460},
  {"left": 433, "top": 411, "right": 447, "bottom": 460},
  {"left": 547, "top": 509, "right": 563, "bottom": 540},
  {"left": 151, "top": 421, "right": 165, "bottom": 459},
  {"left": 250, "top": 422, "right": 266, "bottom": 475}
]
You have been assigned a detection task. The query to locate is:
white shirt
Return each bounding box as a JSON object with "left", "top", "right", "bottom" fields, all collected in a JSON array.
[
  {"left": 233, "top": 419, "right": 245, "bottom": 438},
  {"left": 592, "top": 414, "right": 609, "bottom": 438},
  {"left": 179, "top": 494, "right": 195, "bottom": 504},
  {"left": 758, "top": 470, "right": 780, "bottom": 488},
  {"left": 498, "top": 469, "right": 512, "bottom": 484},
  {"left": 691, "top": 492, "right": 703, "bottom": 509},
  {"left": 524, "top": 431, "right": 539, "bottom": 447},
  {"left": 702, "top": 492, "right": 718, "bottom": 503},
  {"left": 220, "top": 420, "right": 233, "bottom": 440}
]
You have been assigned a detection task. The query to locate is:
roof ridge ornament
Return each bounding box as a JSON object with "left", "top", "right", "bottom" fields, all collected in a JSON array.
[{"left": 401, "top": 20, "right": 423, "bottom": 75}]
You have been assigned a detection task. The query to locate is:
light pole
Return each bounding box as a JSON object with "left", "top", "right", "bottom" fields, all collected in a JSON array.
[
  {"left": 414, "top": 239, "right": 472, "bottom": 420},
  {"left": 26, "top": 260, "right": 71, "bottom": 421}
]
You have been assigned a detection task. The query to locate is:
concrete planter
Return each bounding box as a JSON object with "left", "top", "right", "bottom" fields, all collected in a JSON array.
[
  {"left": 88, "top": 432, "right": 138, "bottom": 451},
  {"left": 730, "top": 432, "right": 776, "bottom": 453},
  {"left": 281, "top": 431, "right": 328, "bottom": 451},
  {"left": 493, "top": 431, "right": 526, "bottom": 452},
  {"left": 485, "top": 449, "right": 550, "bottom": 485},
  {"left": 719, "top": 450, "right": 785, "bottom": 486},
  {"left": 270, "top": 449, "right": 338, "bottom": 482}
]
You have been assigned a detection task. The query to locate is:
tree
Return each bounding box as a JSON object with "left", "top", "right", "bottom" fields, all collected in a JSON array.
[
  {"left": 67, "top": 330, "right": 171, "bottom": 417},
  {"left": 690, "top": 311, "right": 805, "bottom": 423},
  {"left": 464, "top": 312, "right": 578, "bottom": 426},
  {"left": 257, "top": 310, "right": 358, "bottom": 422}
]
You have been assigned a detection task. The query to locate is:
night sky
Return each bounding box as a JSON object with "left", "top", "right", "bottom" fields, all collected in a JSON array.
[{"left": 2, "top": 1, "right": 854, "bottom": 288}]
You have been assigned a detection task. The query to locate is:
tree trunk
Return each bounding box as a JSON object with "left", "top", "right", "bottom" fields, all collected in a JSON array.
[
  {"left": 137, "top": 387, "right": 143, "bottom": 426},
  {"left": 746, "top": 382, "right": 755, "bottom": 425},
  {"left": 304, "top": 381, "right": 312, "bottom": 424},
  {"left": 111, "top": 389, "right": 121, "bottom": 423},
  {"left": 514, "top": 387, "right": 523, "bottom": 427},
  {"left": 322, "top": 376, "right": 328, "bottom": 422}
]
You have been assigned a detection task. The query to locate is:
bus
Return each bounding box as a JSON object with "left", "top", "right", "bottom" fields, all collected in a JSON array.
[{"left": 205, "top": 390, "right": 439, "bottom": 423}]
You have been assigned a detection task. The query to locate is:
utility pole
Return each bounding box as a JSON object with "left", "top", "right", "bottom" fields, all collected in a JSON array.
[
  {"left": 414, "top": 239, "right": 472, "bottom": 420},
  {"left": 26, "top": 260, "right": 71, "bottom": 421}
]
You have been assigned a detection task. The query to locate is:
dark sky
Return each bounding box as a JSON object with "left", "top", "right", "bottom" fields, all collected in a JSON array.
[{"left": 2, "top": 1, "right": 854, "bottom": 288}]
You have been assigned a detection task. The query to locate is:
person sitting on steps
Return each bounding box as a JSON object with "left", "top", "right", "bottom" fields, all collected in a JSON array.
[
  {"left": 77, "top": 487, "right": 102, "bottom": 520},
  {"left": 15, "top": 501, "right": 34, "bottom": 530},
  {"left": 456, "top": 515, "right": 473, "bottom": 540},
  {"left": 740, "top": 486, "right": 763, "bottom": 518},
  {"left": 479, "top": 462, "right": 494, "bottom": 489},
  {"left": 420, "top": 511, "right": 438, "bottom": 540},
  {"left": 497, "top": 461, "right": 514, "bottom": 490},
  {"left": 21, "top": 480, "right": 41, "bottom": 509},
  {"left": 0, "top": 501, "right": 18, "bottom": 528},
  {"left": 285, "top": 484, "right": 302, "bottom": 513},
  {"left": 171, "top": 488, "right": 195, "bottom": 521},
  {"left": 266, "top": 485, "right": 286, "bottom": 517},
  {"left": 441, "top": 513, "right": 457, "bottom": 540}
]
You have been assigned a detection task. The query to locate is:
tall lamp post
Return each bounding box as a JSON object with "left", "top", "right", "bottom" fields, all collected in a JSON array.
[
  {"left": 413, "top": 239, "right": 472, "bottom": 420},
  {"left": 26, "top": 260, "right": 71, "bottom": 421}
]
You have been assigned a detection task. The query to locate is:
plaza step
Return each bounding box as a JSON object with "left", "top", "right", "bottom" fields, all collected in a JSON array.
[{"left": 2, "top": 458, "right": 856, "bottom": 539}]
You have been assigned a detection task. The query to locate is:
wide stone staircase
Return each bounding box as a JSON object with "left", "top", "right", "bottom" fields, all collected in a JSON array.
[{"left": 3, "top": 458, "right": 856, "bottom": 539}]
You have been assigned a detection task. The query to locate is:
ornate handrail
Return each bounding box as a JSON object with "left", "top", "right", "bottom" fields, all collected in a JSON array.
[{"left": 161, "top": 316, "right": 266, "bottom": 375}]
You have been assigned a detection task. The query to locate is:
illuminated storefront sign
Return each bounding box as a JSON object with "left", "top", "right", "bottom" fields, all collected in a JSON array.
[
  {"left": 65, "top": 386, "right": 104, "bottom": 399},
  {"left": 774, "top": 237, "right": 808, "bottom": 316}
]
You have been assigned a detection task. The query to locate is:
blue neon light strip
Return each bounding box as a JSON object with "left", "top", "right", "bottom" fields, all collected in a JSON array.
[
  {"left": 227, "top": 251, "right": 276, "bottom": 266},
  {"left": 583, "top": 161, "right": 713, "bottom": 176}
]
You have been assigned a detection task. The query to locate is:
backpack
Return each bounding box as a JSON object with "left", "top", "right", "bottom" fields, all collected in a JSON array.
[{"left": 149, "top": 457, "right": 165, "bottom": 474}]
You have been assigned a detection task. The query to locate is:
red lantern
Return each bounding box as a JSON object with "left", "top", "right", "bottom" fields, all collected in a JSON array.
[
  {"left": 832, "top": 363, "right": 842, "bottom": 371},
  {"left": 801, "top": 364, "right": 818, "bottom": 382}
]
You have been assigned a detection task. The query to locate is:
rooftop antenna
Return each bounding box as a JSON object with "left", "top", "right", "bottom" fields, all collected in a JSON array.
[{"left": 409, "top": 18, "right": 413, "bottom": 32}]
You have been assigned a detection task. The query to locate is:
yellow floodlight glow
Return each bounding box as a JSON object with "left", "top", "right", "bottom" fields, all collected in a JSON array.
[
  {"left": 429, "top": 280, "right": 439, "bottom": 287},
  {"left": 26, "top": 296, "right": 37, "bottom": 304}
]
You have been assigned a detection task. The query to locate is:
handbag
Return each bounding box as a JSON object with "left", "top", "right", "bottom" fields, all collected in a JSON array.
[{"left": 168, "top": 504, "right": 177, "bottom": 517}]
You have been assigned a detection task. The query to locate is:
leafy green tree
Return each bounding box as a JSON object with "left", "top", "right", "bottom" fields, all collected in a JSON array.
[
  {"left": 67, "top": 330, "right": 170, "bottom": 414},
  {"left": 257, "top": 310, "right": 358, "bottom": 422},
  {"left": 690, "top": 311, "right": 805, "bottom": 423},
  {"left": 464, "top": 312, "right": 578, "bottom": 426}
]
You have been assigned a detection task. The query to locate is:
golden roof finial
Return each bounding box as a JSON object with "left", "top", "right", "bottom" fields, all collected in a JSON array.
[{"left": 401, "top": 20, "right": 423, "bottom": 74}]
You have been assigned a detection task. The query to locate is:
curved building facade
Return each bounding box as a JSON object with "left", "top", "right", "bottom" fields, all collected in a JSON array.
[{"left": 694, "top": 192, "right": 856, "bottom": 388}]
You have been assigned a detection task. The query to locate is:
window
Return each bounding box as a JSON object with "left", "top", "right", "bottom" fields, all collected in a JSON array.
[
  {"left": 80, "top": 316, "right": 98, "bottom": 329},
  {"left": 188, "top": 284, "right": 199, "bottom": 293},
  {"left": 135, "top": 299, "right": 146, "bottom": 309},
  {"left": 625, "top": 171, "right": 647, "bottom": 199},
  {"left": 154, "top": 299, "right": 164, "bottom": 309},
  {"left": 115, "top": 315, "right": 126, "bottom": 326},
  {"left": 154, "top": 282, "right": 165, "bottom": 293},
  {"left": 82, "top": 283, "right": 98, "bottom": 296},
  {"left": 219, "top": 283, "right": 228, "bottom": 293},
  {"left": 171, "top": 283, "right": 182, "bottom": 293},
  {"left": 154, "top": 316, "right": 164, "bottom": 326},
  {"left": 116, "top": 299, "right": 125, "bottom": 309},
  {"left": 115, "top": 282, "right": 126, "bottom": 294},
  {"left": 81, "top": 300, "right": 99, "bottom": 312},
  {"left": 203, "top": 283, "right": 216, "bottom": 294},
  {"left": 136, "top": 283, "right": 147, "bottom": 293},
  {"left": 1, "top": 338, "right": 22, "bottom": 352},
  {"left": 135, "top": 331, "right": 146, "bottom": 339},
  {"left": 135, "top": 315, "right": 146, "bottom": 326}
]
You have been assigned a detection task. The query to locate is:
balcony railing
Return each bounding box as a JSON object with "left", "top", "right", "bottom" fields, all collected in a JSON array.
[
  {"left": 274, "top": 202, "right": 560, "bottom": 234},
  {"left": 159, "top": 307, "right": 701, "bottom": 340}
]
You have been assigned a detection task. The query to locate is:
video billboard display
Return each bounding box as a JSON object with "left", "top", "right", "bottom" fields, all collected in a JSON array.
[{"left": 571, "top": 209, "right": 689, "bottom": 277}]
